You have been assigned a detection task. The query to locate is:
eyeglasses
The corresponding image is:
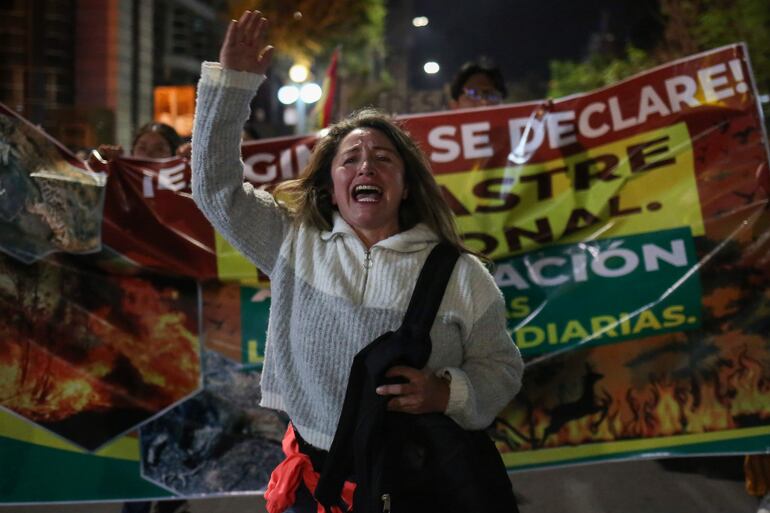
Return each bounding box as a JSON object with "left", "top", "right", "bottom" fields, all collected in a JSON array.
[{"left": 461, "top": 87, "right": 503, "bottom": 103}]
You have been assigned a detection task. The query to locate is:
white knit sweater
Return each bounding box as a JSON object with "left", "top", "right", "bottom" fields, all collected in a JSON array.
[{"left": 191, "top": 62, "right": 523, "bottom": 450}]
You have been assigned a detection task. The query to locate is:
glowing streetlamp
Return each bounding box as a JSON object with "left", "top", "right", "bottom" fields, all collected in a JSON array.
[
  {"left": 277, "top": 85, "right": 300, "bottom": 105},
  {"left": 278, "top": 63, "right": 321, "bottom": 134},
  {"left": 423, "top": 61, "right": 440, "bottom": 74},
  {"left": 289, "top": 63, "right": 309, "bottom": 83}
]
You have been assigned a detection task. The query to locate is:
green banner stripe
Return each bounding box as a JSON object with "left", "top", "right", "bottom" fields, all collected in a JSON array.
[{"left": 0, "top": 436, "right": 169, "bottom": 502}]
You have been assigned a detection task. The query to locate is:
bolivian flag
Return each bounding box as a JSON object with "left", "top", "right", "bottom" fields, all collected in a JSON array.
[{"left": 313, "top": 47, "right": 340, "bottom": 129}]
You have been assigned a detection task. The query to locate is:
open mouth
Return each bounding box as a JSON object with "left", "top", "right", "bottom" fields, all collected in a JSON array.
[{"left": 352, "top": 184, "right": 383, "bottom": 203}]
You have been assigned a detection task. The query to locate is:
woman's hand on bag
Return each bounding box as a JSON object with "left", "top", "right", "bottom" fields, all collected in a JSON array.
[
  {"left": 220, "top": 10, "right": 274, "bottom": 74},
  {"left": 376, "top": 366, "right": 450, "bottom": 414}
]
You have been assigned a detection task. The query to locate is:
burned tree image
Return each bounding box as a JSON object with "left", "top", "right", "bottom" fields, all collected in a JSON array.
[{"left": 0, "top": 106, "right": 105, "bottom": 263}]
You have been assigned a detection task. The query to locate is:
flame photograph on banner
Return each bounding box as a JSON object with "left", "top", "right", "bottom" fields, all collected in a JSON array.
[{"left": 0, "top": 251, "right": 203, "bottom": 452}]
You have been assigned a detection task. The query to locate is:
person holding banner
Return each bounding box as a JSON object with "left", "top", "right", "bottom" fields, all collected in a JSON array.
[
  {"left": 191, "top": 10, "right": 523, "bottom": 512},
  {"left": 101, "top": 123, "right": 191, "bottom": 513},
  {"left": 91, "top": 121, "right": 190, "bottom": 163},
  {"left": 448, "top": 60, "right": 507, "bottom": 110}
]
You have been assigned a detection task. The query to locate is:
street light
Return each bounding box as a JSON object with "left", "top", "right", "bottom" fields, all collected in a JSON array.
[
  {"left": 278, "top": 63, "right": 321, "bottom": 134},
  {"left": 277, "top": 85, "right": 300, "bottom": 105},
  {"left": 423, "top": 61, "right": 440, "bottom": 74},
  {"left": 289, "top": 63, "right": 309, "bottom": 83},
  {"left": 300, "top": 83, "right": 322, "bottom": 103}
]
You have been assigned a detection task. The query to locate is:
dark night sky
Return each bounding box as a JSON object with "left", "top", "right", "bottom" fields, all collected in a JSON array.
[{"left": 404, "top": 0, "right": 663, "bottom": 94}]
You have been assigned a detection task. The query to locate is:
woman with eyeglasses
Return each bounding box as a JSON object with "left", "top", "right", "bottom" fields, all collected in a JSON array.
[{"left": 448, "top": 60, "right": 507, "bottom": 109}]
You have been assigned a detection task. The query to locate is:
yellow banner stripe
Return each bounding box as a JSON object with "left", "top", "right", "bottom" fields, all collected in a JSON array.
[
  {"left": 214, "top": 231, "right": 275, "bottom": 286},
  {"left": 437, "top": 123, "right": 703, "bottom": 259},
  {"left": 0, "top": 409, "right": 140, "bottom": 461},
  {"left": 503, "top": 425, "right": 770, "bottom": 468}
]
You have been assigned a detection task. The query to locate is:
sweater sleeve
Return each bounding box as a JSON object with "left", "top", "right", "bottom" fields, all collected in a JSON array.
[
  {"left": 438, "top": 259, "right": 524, "bottom": 430},
  {"left": 191, "top": 61, "right": 289, "bottom": 276}
]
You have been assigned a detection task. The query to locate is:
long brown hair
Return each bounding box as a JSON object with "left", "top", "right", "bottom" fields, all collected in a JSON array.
[{"left": 273, "top": 108, "right": 474, "bottom": 255}]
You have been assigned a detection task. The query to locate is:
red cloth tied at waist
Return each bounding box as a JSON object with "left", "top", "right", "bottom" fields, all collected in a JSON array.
[{"left": 265, "top": 424, "right": 356, "bottom": 513}]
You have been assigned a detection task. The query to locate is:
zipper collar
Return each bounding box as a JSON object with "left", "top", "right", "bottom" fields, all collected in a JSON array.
[{"left": 320, "top": 213, "right": 439, "bottom": 253}]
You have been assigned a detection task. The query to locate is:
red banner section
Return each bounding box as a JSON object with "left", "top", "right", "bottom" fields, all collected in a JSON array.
[{"left": 92, "top": 44, "right": 767, "bottom": 280}]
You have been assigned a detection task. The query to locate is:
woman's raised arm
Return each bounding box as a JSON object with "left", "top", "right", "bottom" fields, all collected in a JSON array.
[
  {"left": 219, "top": 10, "right": 274, "bottom": 74},
  {"left": 191, "top": 11, "right": 286, "bottom": 277}
]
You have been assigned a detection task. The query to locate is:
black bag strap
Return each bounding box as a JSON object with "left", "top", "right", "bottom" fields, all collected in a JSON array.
[
  {"left": 314, "top": 241, "right": 460, "bottom": 511},
  {"left": 397, "top": 242, "right": 460, "bottom": 347}
]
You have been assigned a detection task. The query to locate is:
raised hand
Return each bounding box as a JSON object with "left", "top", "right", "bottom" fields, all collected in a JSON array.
[{"left": 219, "top": 10, "right": 274, "bottom": 74}]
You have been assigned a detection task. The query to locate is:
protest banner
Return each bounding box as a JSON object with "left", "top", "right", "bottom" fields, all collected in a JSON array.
[
  {"left": 0, "top": 103, "right": 106, "bottom": 264},
  {"left": 1, "top": 43, "right": 768, "bottom": 502}
]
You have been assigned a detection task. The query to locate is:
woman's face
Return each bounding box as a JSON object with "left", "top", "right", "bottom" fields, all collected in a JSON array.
[
  {"left": 132, "top": 132, "right": 172, "bottom": 158},
  {"left": 330, "top": 128, "right": 407, "bottom": 245}
]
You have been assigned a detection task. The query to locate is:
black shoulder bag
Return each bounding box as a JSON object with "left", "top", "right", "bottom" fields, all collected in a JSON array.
[{"left": 315, "top": 242, "right": 518, "bottom": 513}]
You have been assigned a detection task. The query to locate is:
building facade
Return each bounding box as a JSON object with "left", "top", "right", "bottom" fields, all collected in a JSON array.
[{"left": 0, "top": 0, "right": 226, "bottom": 151}]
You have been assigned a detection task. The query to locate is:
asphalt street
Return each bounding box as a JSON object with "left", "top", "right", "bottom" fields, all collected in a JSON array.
[{"left": 1, "top": 456, "right": 758, "bottom": 513}]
